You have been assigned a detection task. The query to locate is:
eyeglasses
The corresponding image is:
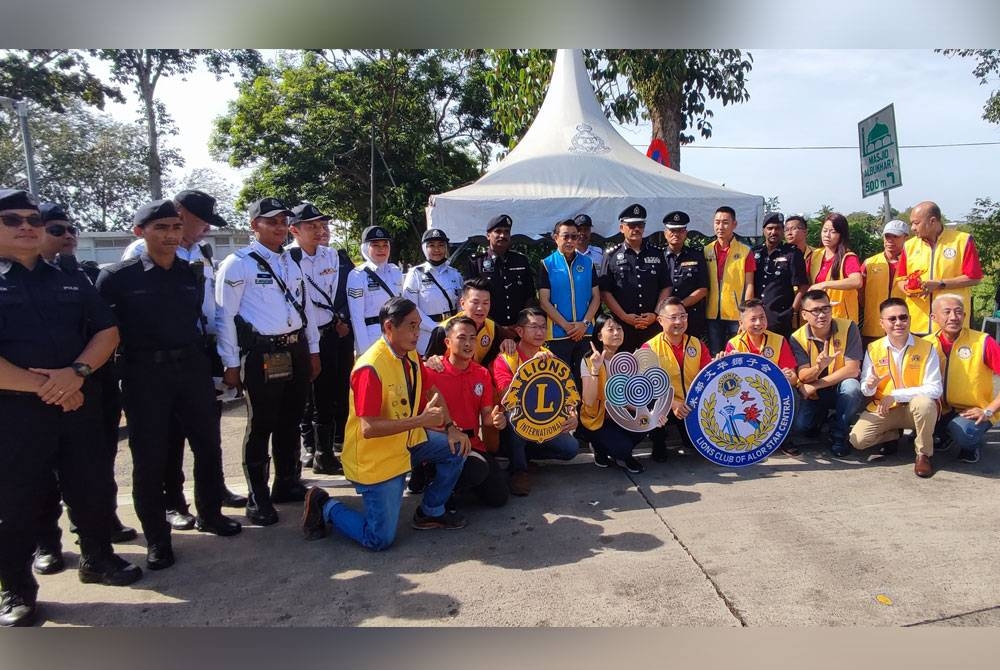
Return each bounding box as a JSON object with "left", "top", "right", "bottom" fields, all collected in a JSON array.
[
  {"left": 46, "top": 223, "right": 78, "bottom": 236},
  {"left": 883, "top": 314, "right": 909, "bottom": 323},
  {"left": 801, "top": 305, "right": 832, "bottom": 316},
  {"left": 1, "top": 213, "right": 44, "bottom": 228},
  {"left": 661, "top": 314, "right": 688, "bottom": 321},
  {"left": 521, "top": 323, "right": 547, "bottom": 331},
  {"left": 557, "top": 233, "right": 579, "bottom": 240}
]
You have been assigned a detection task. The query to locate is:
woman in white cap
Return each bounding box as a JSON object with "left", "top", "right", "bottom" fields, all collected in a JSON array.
[
  {"left": 402, "top": 228, "right": 464, "bottom": 356},
  {"left": 346, "top": 225, "right": 405, "bottom": 355}
]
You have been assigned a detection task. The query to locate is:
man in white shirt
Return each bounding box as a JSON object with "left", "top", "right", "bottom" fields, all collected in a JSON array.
[
  {"left": 848, "top": 297, "right": 942, "bottom": 477},
  {"left": 216, "top": 197, "right": 321, "bottom": 525}
]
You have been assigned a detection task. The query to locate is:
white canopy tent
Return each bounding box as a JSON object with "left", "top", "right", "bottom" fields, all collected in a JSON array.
[{"left": 426, "top": 49, "right": 765, "bottom": 242}]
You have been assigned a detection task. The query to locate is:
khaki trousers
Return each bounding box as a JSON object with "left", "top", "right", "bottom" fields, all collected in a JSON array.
[{"left": 848, "top": 396, "right": 940, "bottom": 456}]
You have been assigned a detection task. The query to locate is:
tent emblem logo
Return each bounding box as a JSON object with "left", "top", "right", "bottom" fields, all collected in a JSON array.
[{"left": 569, "top": 124, "right": 611, "bottom": 154}]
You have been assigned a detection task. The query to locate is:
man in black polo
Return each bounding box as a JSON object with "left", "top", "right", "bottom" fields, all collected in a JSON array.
[
  {"left": 467, "top": 214, "right": 536, "bottom": 327},
  {"left": 661, "top": 210, "right": 709, "bottom": 342},
  {"left": 600, "top": 204, "right": 672, "bottom": 352},
  {"left": 751, "top": 211, "right": 809, "bottom": 338},
  {"left": 97, "top": 201, "right": 241, "bottom": 571}
]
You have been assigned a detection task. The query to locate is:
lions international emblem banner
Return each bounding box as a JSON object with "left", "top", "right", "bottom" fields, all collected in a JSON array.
[
  {"left": 603, "top": 349, "right": 673, "bottom": 432},
  {"left": 501, "top": 356, "right": 580, "bottom": 442},
  {"left": 684, "top": 353, "right": 795, "bottom": 467}
]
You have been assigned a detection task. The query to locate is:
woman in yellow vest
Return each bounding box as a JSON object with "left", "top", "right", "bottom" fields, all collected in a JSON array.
[
  {"left": 808, "top": 213, "right": 862, "bottom": 323},
  {"left": 301, "top": 297, "right": 473, "bottom": 551},
  {"left": 926, "top": 294, "right": 1000, "bottom": 463},
  {"left": 580, "top": 313, "right": 659, "bottom": 474}
]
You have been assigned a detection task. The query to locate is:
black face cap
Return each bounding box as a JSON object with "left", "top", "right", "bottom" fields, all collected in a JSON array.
[
  {"left": 662, "top": 210, "right": 690, "bottom": 229},
  {"left": 362, "top": 225, "right": 391, "bottom": 242},
  {"left": 248, "top": 197, "right": 293, "bottom": 220},
  {"left": 618, "top": 203, "right": 646, "bottom": 223},
  {"left": 39, "top": 202, "right": 70, "bottom": 223},
  {"left": 486, "top": 214, "right": 513, "bottom": 232},
  {"left": 134, "top": 199, "right": 179, "bottom": 228},
  {"left": 573, "top": 214, "right": 593, "bottom": 228},
  {"left": 291, "top": 202, "right": 332, "bottom": 224},
  {"left": 763, "top": 211, "right": 784, "bottom": 227},
  {"left": 422, "top": 228, "right": 449, "bottom": 244},
  {"left": 175, "top": 189, "right": 227, "bottom": 227},
  {"left": 0, "top": 188, "right": 39, "bottom": 212}
]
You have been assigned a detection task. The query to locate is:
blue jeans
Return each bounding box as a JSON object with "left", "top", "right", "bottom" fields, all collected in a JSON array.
[
  {"left": 506, "top": 428, "right": 578, "bottom": 472},
  {"left": 939, "top": 411, "right": 993, "bottom": 450},
  {"left": 794, "top": 378, "right": 865, "bottom": 447},
  {"left": 322, "top": 431, "right": 465, "bottom": 551},
  {"left": 707, "top": 319, "right": 739, "bottom": 355},
  {"left": 590, "top": 421, "right": 645, "bottom": 460}
]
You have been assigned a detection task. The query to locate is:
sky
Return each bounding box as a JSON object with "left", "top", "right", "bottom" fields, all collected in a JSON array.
[{"left": 97, "top": 49, "right": 999, "bottom": 223}]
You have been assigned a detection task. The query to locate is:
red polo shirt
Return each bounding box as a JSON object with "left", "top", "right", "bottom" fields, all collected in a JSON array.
[
  {"left": 426, "top": 356, "right": 495, "bottom": 453},
  {"left": 725, "top": 334, "right": 798, "bottom": 370}
]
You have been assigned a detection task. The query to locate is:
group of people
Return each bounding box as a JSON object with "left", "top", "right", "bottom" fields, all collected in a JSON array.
[{"left": 1, "top": 185, "right": 997, "bottom": 627}]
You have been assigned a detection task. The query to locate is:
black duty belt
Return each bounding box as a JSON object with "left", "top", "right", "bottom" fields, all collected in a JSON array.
[
  {"left": 364, "top": 316, "right": 380, "bottom": 326},
  {"left": 257, "top": 330, "right": 303, "bottom": 349},
  {"left": 428, "top": 311, "right": 455, "bottom": 322},
  {"left": 125, "top": 343, "right": 201, "bottom": 364},
  {"left": 318, "top": 320, "right": 336, "bottom": 333}
]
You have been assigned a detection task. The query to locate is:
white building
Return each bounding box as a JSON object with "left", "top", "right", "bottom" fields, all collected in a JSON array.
[{"left": 77, "top": 230, "right": 253, "bottom": 265}]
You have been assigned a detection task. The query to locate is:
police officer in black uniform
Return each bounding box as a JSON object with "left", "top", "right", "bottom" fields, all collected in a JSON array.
[
  {"left": 97, "top": 201, "right": 241, "bottom": 571},
  {"left": 0, "top": 189, "right": 142, "bottom": 628},
  {"left": 467, "top": 214, "right": 537, "bottom": 327},
  {"left": 600, "top": 204, "right": 672, "bottom": 352},
  {"left": 751, "top": 211, "right": 809, "bottom": 338},
  {"left": 661, "top": 210, "right": 710, "bottom": 342}
]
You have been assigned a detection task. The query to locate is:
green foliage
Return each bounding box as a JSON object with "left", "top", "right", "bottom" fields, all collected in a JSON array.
[
  {"left": 0, "top": 49, "right": 123, "bottom": 112},
  {"left": 211, "top": 50, "right": 488, "bottom": 264},
  {"left": 804, "top": 208, "right": 880, "bottom": 262},
  {"left": 177, "top": 167, "right": 244, "bottom": 228},
  {"left": 938, "top": 49, "right": 1000, "bottom": 124},
  {"left": 966, "top": 197, "right": 1000, "bottom": 320}
]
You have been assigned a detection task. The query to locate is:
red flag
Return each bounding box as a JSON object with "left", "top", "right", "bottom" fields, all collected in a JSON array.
[{"left": 646, "top": 137, "right": 671, "bottom": 168}]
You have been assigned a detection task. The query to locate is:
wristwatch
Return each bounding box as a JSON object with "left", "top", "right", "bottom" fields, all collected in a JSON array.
[
  {"left": 583, "top": 320, "right": 593, "bottom": 328},
  {"left": 71, "top": 362, "right": 93, "bottom": 378},
  {"left": 985, "top": 409, "right": 994, "bottom": 420}
]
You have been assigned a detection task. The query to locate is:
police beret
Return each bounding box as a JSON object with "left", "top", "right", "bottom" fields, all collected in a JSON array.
[
  {"left": 422, "top": 228, "right": 449, "bottom": 243},
  {"left": 248, "top": 197, "right": 292, "bottom": 220},
  {"left": 290, "top": 202, "right": 331, "bottom": 224},
  {"left": 662, "top": 210, "right": 690, "bottom": 228},
  {"left": 486, "top": 214, "right": 513, "bottom": 231},
  {"left": 0, "top": 188, "right": 39, "bottom": 212},
  {"left": 573, "top": 214, "right": 593, "bottom": 227},
  {"left": 134, "top": 200, "right": 179, "bottom": 228},
  {"left": 362, "top": 225, "right": 391, "bottom": 242},
  {"left": 618, "top": 203, "right": 646, "bottom": 223},
  {"left": 175, "top": 189, "right": 227, "bottom": 227},
  {"left": 40, "top": 202, "right": 71, "bottom": 223},
  {"left": 763, "top": 211, "right": 784, "bottom": 226}
]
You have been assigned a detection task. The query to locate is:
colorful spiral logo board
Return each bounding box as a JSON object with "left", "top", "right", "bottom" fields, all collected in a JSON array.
[
  {"left": 683, "top": 353, "right": 795, "bottom": 467},
  {"left": 501, "top": 355, "right": 580, "bottom": 442},
  {"left": 603, "top": 350, "right": 673, "bottom": 432}
]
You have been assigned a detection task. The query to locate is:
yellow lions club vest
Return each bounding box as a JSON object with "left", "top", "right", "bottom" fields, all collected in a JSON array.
[
  {"left": 643, "top": 333, "right": 705, "bottom": 398},
  {"left": 861, "top": 253, "right": 906, "bottom": 338},
  {"left": 903, "top": 229, "right": 974, "bottom": 335},
  {"left": 866, "top": 337, "right": 933, "bottom": 411},
  {"left": 791, "top": 319, "right": 851, "bottom": 374},
  {"left": 704, "top": 238, "right": 751, "bottom": 321},
  {"left": 342, "top": 337, "right": 427, "bottom": 485},
  {"left": 727, "top": 330, "right": 785, "bottom": 365},
  {"left": 925, "top": 328, "right": 997, "bottom": 423},
  {"left": 441, "top": 312, "right": 496, "bottom": 363},
  {"left": 809, "top": 249, "right": 860, "bottom": 323}
]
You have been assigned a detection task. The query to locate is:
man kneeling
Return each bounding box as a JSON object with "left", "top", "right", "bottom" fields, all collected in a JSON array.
[{"left": 302, "top": 297, "right": 471, "bottom": 550}]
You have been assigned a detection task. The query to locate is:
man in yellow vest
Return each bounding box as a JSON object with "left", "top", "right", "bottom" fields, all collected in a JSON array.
[
  {"left": 926, "top": 294, "right": 1000, "bottom": 464},
  {"left": 704, "top": 206, "right": 755, "bottom": 355},
  {"left": 861, "top": 219, "right": 909, "bottom": 346},
  {"left": 425, "top": 278, "right": 516, "bottom": 368},
  {"left": 896, "top": 200, "right": 983, "bottom": 336},
  {"left": 848, "top": 298, "right": 943, "bottom": 477},
  {"left": 789, "top": 290, "right": 865, "bottom": 457},
  {"left": 301, "top": 297, "right": 472, "bottom": 551}
]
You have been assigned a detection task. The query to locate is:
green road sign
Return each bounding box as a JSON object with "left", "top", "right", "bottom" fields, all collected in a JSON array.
[{"left": 858, "top": 104, "right": 902, "bottom": 198}]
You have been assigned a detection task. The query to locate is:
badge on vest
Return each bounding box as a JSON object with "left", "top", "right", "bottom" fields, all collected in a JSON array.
[
  {"left": 603, "top": 350, "right": 672, "bottom": 432},
  {"left": 943, "top": 247, "right": 957, "bottom": 259},
  {"left": 502, "top": 356, "right": 580, "bottom": 442},
  {"left": 684, "top": 353, "right": 795, "bottom": 467},
  {"left": 957, "top": 345, "right": 973, "bottom": 360}
]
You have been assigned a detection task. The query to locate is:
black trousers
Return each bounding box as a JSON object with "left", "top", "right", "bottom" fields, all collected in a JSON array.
[
  {"left": 0, "top": 391, "right": 114, "bottom": 597},
  {"left": 621, "top": 321, "right": 662, "bottom": 353},
  {"left": 120, "top": 351, "right": 224, "bottom": 546},
  {"left": 301, "top": 326, "right": 353, "bottom": 447},
  {"left": 546, "top": 336, "right": 590, "bottom": 395},
  {"left": 241, "top": 338, "right": 311, "bottom": 485},
  {"left": 455, "top": 450, "right": 509, "bottom": 508}
]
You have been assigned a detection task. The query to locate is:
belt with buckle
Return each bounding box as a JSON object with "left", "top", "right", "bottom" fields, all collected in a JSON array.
[
  {"left": 126, "top": 343, "right": 201, "bottom": 364},
  {"left": 260, "top": 330, "right": 302, "bottom": 349}
]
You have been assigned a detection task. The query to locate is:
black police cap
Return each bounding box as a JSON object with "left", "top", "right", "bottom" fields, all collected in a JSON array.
[
  {"left": 248, "top": 197, "right": 292, "bottom": 220},
  {"left": 134, "top": 200, "right": 179, "bottom": 228},
  {"left": 40, "top": 202, "right": 71, "bottom": 223},
  {"left": 763, "top": 211, "right": 784, "bottom": 226},
  {"left": 422, "top": 228, "right": 449, "bottom": 244},
  {"left": 662, "top": 210, "right": 690, "bottom": 228},
  {"left": 362, "top": 225, "right": 391, "bottom": 242},
  {"left": 486, "top": 214, "right": 513, "bottom": 231},
  {"left": 290, "top": 202, "right": 332, "bottom": 224},
  {"left": 175, "top": 189, "right": 227, "bottom": 227},
  {"left": 0, "top": 188, "right": 39, "bottom": 212},
  {"left": 573, "top": 214, "right": 593, "bottom": 227},
  {"left": 618, "top": 203, "right": 646, "bottom": 223}
]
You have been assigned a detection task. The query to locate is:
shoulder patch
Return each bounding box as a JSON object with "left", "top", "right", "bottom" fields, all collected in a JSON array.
[{"left": 225, "top": 279, "right": 244, "bottom": 287}]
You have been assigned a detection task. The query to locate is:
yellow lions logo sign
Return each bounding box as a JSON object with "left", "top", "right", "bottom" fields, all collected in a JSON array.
[{"left": 501, "top": 356, "right": 580, "bottom": 442}]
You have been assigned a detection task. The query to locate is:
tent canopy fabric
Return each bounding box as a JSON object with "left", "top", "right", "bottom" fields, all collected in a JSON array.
[{"left": 426, "top": 49, "right": 764, "bottom": 242}]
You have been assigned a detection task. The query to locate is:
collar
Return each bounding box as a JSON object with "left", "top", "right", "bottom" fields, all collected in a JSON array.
[
  {"left": 935, "top": 329, "right": 966, "bottom": 346},
  {"left": 250, "top": 239, "right": 283, "bottom": 261},
  {"left": 806, "top": 320, "right": 840, "bottom": 343},
  {"left": 286, "top": 241, "right": 321, "bottom": 258},
  {"left": 0, "top": 258, "right": 11, "bottom": 276},
  {"left": 362, "top": 259, "right": 384, "bottom": 272},
  {"left": 382, "top": 335, "right": 413, "bottom": 361},
  {"left": 442, "top": 355, "right": 474, "bottom": 375},
  {"left": 885, "top": 334, "right": 916, "bottom": 352}
]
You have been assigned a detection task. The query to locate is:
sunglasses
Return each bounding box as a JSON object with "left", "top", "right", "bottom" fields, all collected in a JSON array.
[
  {"left": 46, "top": 223, "right": 78, "bottom": 236},
  {"left": 1, "top": 213, "right": 44, "bottom": 228},
  {"left": 883, "top": 314, "right": 909, "bottom": 323}
]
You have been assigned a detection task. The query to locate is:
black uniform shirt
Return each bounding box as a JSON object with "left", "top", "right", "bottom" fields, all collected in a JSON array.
[
  {"left": 751, "top": 242, "right": 808, "bottom": 319},
  {"left": 663, "top": 246, "right": 709, "bottom": 314},
  {"left": 96, "top": 255, "right": 203, "bottom": 352},
  {"left": 0, "top": 257, "right": 116, "bottom": 370},
  {"left": 600, "top": 242, "right": 671, "bottom": 315},
  {"left": 468, "top": 249, "right": 536, "bottom": 326}
]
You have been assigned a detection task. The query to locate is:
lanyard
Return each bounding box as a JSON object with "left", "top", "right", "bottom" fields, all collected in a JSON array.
[{"left": 401, "top": 354, "right": 418, "bottom": 414}]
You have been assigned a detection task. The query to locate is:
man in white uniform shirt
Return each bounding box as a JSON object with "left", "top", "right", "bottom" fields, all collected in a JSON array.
[
  {"left": 216, "top": 197, "right": 321, "bottom": 526},
  {"left": 346, "top": 225, "right": 405, "bottom": 355},
  {"left": 403, "top": 228, "right": 463, "bottom": 356}
]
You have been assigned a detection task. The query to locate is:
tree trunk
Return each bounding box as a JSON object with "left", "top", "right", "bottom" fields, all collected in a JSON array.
[
  {"left": 648, "top": 96, "right": 683, "bottom": 173},
  {"left": 139, "top": 80, "right": 162, "bottom": 199}
]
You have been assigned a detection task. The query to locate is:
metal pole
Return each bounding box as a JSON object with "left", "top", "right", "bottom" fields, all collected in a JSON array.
[
  {"left": 883, "top": 190, "right": 892, "bottom": 225},
  {"left": 369, "top": 124, "right": 375, "bottom": 228},
  {"left": 0, "top": 97, "right": 39, "bottom": 196}
]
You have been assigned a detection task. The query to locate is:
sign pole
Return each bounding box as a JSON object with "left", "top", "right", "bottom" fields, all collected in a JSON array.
[{"left": 883, "top": 190, "right": 892, "bottom": 225}]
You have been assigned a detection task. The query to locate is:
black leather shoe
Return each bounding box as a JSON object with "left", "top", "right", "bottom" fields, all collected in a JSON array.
[
  {"left": 270, "top": 481, "right": 307, "bottom": 503},
  {"left": 0, "top": 590, "right": 36, "bottom": 627},
  {"left": 32, "top": 547, "right": 65, "bottom": 575},
  {"left": 301, "top": 487, "right": 329, "bottom": 541},
  {"left": 246, "top": 505, "right": 279, "bottom": 526},
  {"left": 651, "top": 446, "right": 669, "bottom": 463},
  {"left": 195, "top": 515, "right": 242, "bottom": 537},
  {"left": 166, "top": 509, "right": 196, "bottom": 530},
  {"left": 146, "top": 543, "right": 176, "bottom": 570},
  {"left": 221, "top": 489, "right": 248, "bottom": 508},
  {"left": 110, "top": 525, "right": 138, "bottom": 543},
  {"left": 312, "top": 452, "right": 343, "bottom": 476},
  {"left": 79, "top": 553, "right": 143, "bottom": 586}
]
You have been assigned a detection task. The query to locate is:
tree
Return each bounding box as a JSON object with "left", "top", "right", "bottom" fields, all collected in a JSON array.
[
  {"left": 483, "top": 49, "right": 753, "bottom": 172},
  {"left": 177, "top": 167, "right": 243, "bottom": 228},
  {"left": 0, "top": 49, "right": 122, "bottom": 112},
  {"left": 938, "top": 49, "right": 1000, "bottom": 124},
  {"left": 210, "top": 50, "right": 487, "bottom": 263},
  {"left": 965, "top": 197, "right": 1000, "bottom": 319},
  {"left": 91, "top": 49, "right": 264, "bottom": 199}
]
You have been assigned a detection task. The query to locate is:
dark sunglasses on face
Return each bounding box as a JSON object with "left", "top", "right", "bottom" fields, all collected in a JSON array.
[
  {"left": 46, "top": 223, "right": 78, "bottom": 236},
  {"left": 883, "top": 314, "right": 909, "bottom": 323},
  {"left": 1, "top": 213, "right": 44, "bottom": 228}
]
